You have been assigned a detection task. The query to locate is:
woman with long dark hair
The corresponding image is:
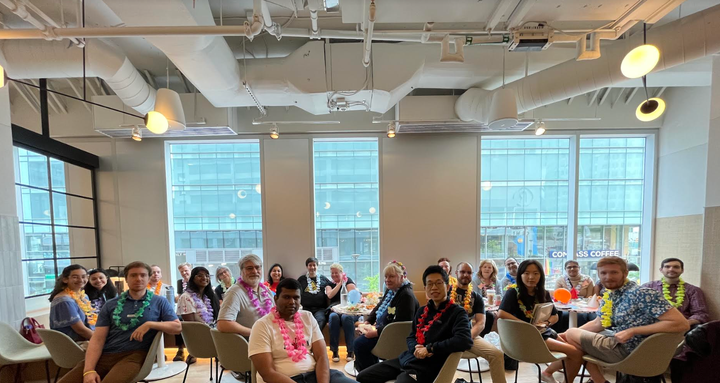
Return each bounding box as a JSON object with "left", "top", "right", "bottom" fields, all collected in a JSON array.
[
  {"left": 49, "top": 264, "right": 95, "bottom": 342},
  {"left": 498, "top": 260, "right": 584, "bottom": 383},
  {"left": 176, "top": 267, "right": 220, "bottom": 364},
  {"left": 264, "top": 263, "right": 284, "bottom": 293},
  {"left": 84, "top": 268, "right": 118, "bottom": 311}
]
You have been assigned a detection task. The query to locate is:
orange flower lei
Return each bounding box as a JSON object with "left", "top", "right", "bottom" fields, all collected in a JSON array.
[
  {"left": 147, "top": 283, "right": 162, "bottom": 296},
  {"left": 449, "top": 283, "right": 473, "bottom": 314},
  {"left": 65, "top": 288, "right": 98, "bottom": 326}
]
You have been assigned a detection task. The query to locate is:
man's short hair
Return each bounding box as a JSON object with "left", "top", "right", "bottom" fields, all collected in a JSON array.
[
  {"left": 422, "top": 265, "right": 449, "bottom": 286},
  {"left": 596, "top": 256, "right": 628, "bottom": 274},
  {"left": 505, "top": 257, "right": 518, "bottom": 264},
  {"left": 456, "top": 262, "right": 472, "bottom": 271},
  {"left": 124, "top": 261, "right": 151, "bottom": 277},
  {"left": 661, "top": 258, "right": 684, "bottom": 269},
  {"left": 238, "top": 254, "right": 262, "bottom": 270},
  {"left": 305, "top": 257, "right": 319, "bottom": 266},
  {"left": 177, "top": 262, "right": 192, "bottom": 270},
  {"left": 564, "top": 260, "right": 579, "bottom": 268},
  {"left": 276, "top": 278, "right": 303, "bottom": 296}
]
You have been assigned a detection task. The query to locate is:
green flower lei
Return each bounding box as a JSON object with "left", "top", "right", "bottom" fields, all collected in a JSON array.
[
  {"left": 113, "top": 290, "right": 154, "bottom": 331},
  {"left": 515, "top": 287, "right": 538, "bottom": 320}
]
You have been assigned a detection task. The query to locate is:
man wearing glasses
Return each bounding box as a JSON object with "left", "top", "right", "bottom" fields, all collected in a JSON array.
[{"left": 555, "top": 260, "right": 594, "bottom": 298}]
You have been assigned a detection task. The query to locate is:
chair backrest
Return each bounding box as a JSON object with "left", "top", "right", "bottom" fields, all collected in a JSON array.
[
  {"left": 181, "top": 322, "right": 218, "bottom": 359},
  {"left": 497, "top": 319, "right": 559, "bottom": 364},
  {"left": 211, "top": 329, "right": 252, "bottom": 374},
  {"left": 130, "top": 331, "right": 164, "bottom": 383},
  {"left": 0, "top": 321, "right": 43, "bottom": 364},
  {"left": 371, "top": 321, "right": 413, "bottom": 360},
  {"left": 614, "top": 332, "right": 685, "bottom": 377},
  {"left": 433, "top": 352, "right": 462, "bottom": 383},
  {"left": 37, "top": 329, "right": 86, "bottom": 369}
]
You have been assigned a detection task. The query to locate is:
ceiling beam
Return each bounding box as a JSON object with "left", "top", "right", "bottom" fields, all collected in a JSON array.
[
  {"left": 625, "top": 87, "right": 639, "bottom": 104},
  {"left": 46, "top": 82, "right": 68, "bottom": 114},
  {"left": 598, "top": 88, "right": 611, "bottom": 106},
  {"left": 175, "top": 68, "right": 192, "bottom": 93},
  {"left": 486, "top": 0, "right": 519, "bottom": 31},
  {"left": 10, "top": 82, "right": 40, "bottom": 114},
  {"left": 611, "top": 88, "right": 625, "bottom": 109},
  {"left": 64, "top": 79, "right": 92, "bottom": 112},
  {"left": 30, "top": 79, "right": 63, "bottom": 115},
  {"left": 505, "top": 0, "right": 537, "bottom": 30},
  {"left": 567, "top": 96, "right": 574, "bottom": 105},
  {"left": 587, "top": 89, "right": 600, "bottom": 106},
  {"left": 94, "top": 78, "right": 108, "bottom": 96}
]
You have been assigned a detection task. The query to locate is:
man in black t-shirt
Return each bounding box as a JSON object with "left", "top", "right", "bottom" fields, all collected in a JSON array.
[
  {"left": 298, "top": 257, "right": 332, "bottom": 330},
  {"left": 451, "top": 263, "right": 506, "bottom": 383}
]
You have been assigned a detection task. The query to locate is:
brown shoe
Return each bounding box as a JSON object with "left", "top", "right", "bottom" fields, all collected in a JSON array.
[
  {"left": 173, "top": 349, "right": 184, "bottom": 362},
  {"left": 186, "top": 355, "right": 197, "bottom": 365}
]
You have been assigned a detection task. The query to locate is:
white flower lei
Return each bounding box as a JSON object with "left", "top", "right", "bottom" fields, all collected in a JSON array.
[{"left": 305, "top": 273, "right": 321, "bottom": 294}]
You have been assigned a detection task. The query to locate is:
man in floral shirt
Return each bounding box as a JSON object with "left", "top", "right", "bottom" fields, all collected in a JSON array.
[{"left": 542, "top": 256, "right": 689, "bottom": 383}]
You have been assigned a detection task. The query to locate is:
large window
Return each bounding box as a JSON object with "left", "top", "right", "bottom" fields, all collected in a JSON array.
[
  {"left": 14, "top": 147, "right": 99, "bottom": 298},
  {"left": 480, "top": 139, "right": 570, "bottom": 287},
  {"left": 167, "top": 142, "right": 263, "bottom": 280},
  {"left": 576, "top": 138, "right": 646, "bottom": 283},
  {"left": 313, "top": 139, "right": 380, "bottom": 292}
]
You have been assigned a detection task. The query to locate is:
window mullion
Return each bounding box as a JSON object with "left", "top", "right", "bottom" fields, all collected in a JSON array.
[{"left": 567, "top": 135, "right": 580, "bottom": 265}]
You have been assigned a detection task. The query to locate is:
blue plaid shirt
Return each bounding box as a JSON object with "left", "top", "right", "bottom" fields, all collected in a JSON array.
[{"left": 596, "top": 281, "right": 674, "bottom": 352}]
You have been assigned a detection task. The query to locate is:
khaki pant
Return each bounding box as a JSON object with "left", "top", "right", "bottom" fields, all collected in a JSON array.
[
  {"left": 468, "top": 336, "right": 506, "bottom": 383},
  {"left": 58, "top": 350, "right": 148, "bottom": 383}
]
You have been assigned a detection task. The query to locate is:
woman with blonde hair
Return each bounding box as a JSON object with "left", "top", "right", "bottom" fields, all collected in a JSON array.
[
  {"left": 353, "top": 261, "right": 420, "bottom": 372},
  {"left": 326, "top": 263, "right": 358, "bottom": 362},
  {"left": 473, "top": 259, "right": 499, "bottom": 298}
]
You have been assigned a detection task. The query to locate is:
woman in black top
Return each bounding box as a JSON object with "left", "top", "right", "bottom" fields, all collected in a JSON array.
[
  {"left": 326, "top": 263, "right": 358, "bottom": 362},
  {"left": 354, "top": 261, "right": 420, "bottom": 372},
  {"left": 356, "top": 266, "right": 472, "bottom": 383},
  {"left": 85, "top": 268, "right": 118, "bottom": 311},
  {"left": 298, "top": 257, "right": 332, "bottom": 330},
  {"left": 214, "top": 266, "right": 234, "bottom": 303},
  {"left": 498, "top": 260, "right": 584, "bottom": 383}
]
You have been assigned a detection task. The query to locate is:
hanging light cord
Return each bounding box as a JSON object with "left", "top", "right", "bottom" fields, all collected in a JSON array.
[{"left": 641, "top": 23, "right": 649, "bottom": 105}]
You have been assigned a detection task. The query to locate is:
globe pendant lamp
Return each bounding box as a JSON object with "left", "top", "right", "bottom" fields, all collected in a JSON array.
[
  {"left": 145, "top": 88, "right": 186, "bottom": 135},
  {"left": 488, "top": 88, "right": 518, "bottom": 130},
  {"left": 621, "top": 23, "right": 659, "bottom": 79}
]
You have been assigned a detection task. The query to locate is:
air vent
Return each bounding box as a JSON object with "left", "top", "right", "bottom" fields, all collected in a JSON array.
[
  {"left": 397, "top": 121, "right": 533, "bottom": 133},
  {"left": 95, "top": 126, "right": 237, "bottom": 139}
]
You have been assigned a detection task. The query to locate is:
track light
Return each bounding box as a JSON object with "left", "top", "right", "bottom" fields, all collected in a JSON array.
[
  {"left": 144, "top": 111, "right": 168, "bottom": 134},
  {"left": 269, "top": 126, "right": 279, "bottom": 139},
  {"left": 131, "top": 126, "right": 142, "bottom": 141},
  {"left": 534, "top": 121, "right": 546, "bottom": 136},
  {"left": 621, "top": 24, "right": 659, "bottom": 79},
  {"left": 0, "top": 64, "right": 6, "bottom": 89},
  {"left": 144, "top": 88, "right": 185, "bottom": 135},
  {"left": 636, "top": 97, "right": 665, "bottom": 122},
  {"left": 387, "top": 123, "right": 396, "bottom": 138}
]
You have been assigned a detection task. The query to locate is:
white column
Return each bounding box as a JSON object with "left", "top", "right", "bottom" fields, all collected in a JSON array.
[{"left": 0, "top": 85, "right": 26, "bottom": 327}]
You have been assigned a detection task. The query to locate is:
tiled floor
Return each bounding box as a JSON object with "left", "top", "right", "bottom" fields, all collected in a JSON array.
[{"left": 158, "top": 347, "right": 623, "bottom": 383}]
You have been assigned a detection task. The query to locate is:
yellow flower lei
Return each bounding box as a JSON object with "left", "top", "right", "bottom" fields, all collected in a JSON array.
[
  {"left": 662, "top": 277, "right": 685, "bottom": 308},
  {"left": 65, "top": 288, "right": 98, "bottom": 326},
  {"left": 600, "top": 290, "right": 613, "bottom": 328},
  {"left": 506, "top": 283, "right": 517, "bottom": 290},
  {"left": 449, "top": 283, "right": 473, "bottom": 313}
]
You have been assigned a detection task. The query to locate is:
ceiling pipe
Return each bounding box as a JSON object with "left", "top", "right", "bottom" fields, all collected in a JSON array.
[
  {"left": 15, "top": 0, "right": 84, "bottom": 46},
  {"left": 0, "top": 39, "right": 156, "bottom": 114},
  {"left": 362, "top": 0, "right": 376, "bottom": 67},
  {"left": 455, "top": 2, "right": 720, "bottom": 122}
]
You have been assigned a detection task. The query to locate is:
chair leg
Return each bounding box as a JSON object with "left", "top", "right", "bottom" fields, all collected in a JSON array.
[
  {"left": 474, "top": 358, "right": 483, "bottom": 383},
  {"left": 661, "top": 375, "right": 667, "bottom": 383},
  {"left": 45, "top": 360, "right": 51, "bottom": 383},
  {"left": 466, "top": 360, "right": 474, "bottom": 383},
  {"left": 218, "top": 367, "right": 225, "bottom": 383},
  {"left": 579, "top": 362, "right": 587, "bottom": 383},
  {"left": 536, "top": 364, "right": 542, "bottom": 383},
  {"left": 561, "top": 361, "right": 569, "bottom": 383},
  {"left": 14, "top": 363, "right": 22, "bottom": 383},
  {"left": 514, "top": 365, "right": 519, "bottom": 383},
  {"left": 181, "top": 361, "right": 190, "bottom": 383},
  {"left": 210, "top": 357, "right": 213, "bottom": 381},
  {"left": 215, "top": 358, "right": 219, "bottom": 382},
  {"left": 54, "top": 367, "right": 62, "bottom": 383}
]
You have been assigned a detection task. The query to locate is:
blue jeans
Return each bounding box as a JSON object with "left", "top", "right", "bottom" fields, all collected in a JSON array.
[
  {"left": 290, "top": 369, "right": 355, "bottom": 383},
  {"left": 329, "top": 312, "right": 358, "bottom": 354},
  {"left": 353, "top": 334, "right": 380, "bottom": 372}
]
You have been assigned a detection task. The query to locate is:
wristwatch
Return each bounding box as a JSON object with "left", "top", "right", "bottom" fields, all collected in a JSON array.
[{"left": 426, "top": 343, "right": 434, "bottom": 354}]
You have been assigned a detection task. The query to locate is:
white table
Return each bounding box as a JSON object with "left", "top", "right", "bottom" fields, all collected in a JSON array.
[
  {"left": 554, "top": 303, "right": 597, "bottom": 328},
  {"left": 457, "top": 357, "right": 490, "bottom": 373},
  {"left": 144, "top": 334, "right": 187, "bottom": 381}
]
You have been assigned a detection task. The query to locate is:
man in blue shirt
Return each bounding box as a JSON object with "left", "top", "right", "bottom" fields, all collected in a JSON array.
[
  {"left": 541, "top": 256, "right": 689, "bottom": 383},
  {"left": 59, "top": 261, "right": 181, "bottom": 383}
]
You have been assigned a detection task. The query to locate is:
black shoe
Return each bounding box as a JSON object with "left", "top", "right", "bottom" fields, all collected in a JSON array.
[
  {"left": 173, "top": 349, "right": 184, "bottom": 362},
  {"left": 346, "top": 352, "right": 354, "bottom": 362},
  {"left": 231, "top": 371, "right": 246, "bottom": 381},
  {"left": 332, "top": 351, "right": 340, "bottom": 362}
]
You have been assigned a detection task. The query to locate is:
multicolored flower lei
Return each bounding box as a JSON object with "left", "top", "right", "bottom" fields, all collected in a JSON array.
[
  {"left": 304, "top": 273, "right": 320, "bottom": 294},
  {"left": 272, "top": 308, "right": 309, "bottom": 362},
  {"left": 112, "top": 290, "right": 153, "bottom": 331},
  {"left": 662, "top": 277, "right": 685, "bottom": 308},
  {"left": 600, "top": 290, "right": 613, "bottom": 328},
  {"left": 239, "top": 278, "right": 273, "bottom": 316},
  {"left": 450, "top": 283, "right": 474, "bottom": 314},
  {"left": 515, "top": 288, "right": 538, "bottom": 320},
  {"left": 189, "top": 291, "right": 214, "bottom": 324},
  {"left": 66, "top": 288, "right": 98, "bottom": 326},
  {"left": 416, "top": 299, "right": 454, "bottom": 345}
]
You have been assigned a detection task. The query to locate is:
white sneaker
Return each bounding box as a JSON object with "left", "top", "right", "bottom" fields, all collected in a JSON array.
[
  {"left": 346, "top": 352, "right": 354, "bottom": 362},
  {"left": 332, "top": 352, "right": 340, "bottom": 362},
  {"left": 540, "top": 373, "right": 559, "bottom": 383}
]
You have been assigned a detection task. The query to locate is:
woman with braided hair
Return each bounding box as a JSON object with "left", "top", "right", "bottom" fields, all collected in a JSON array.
[{"left": 353, "top": 261, "right": 419, "bottom": 372}]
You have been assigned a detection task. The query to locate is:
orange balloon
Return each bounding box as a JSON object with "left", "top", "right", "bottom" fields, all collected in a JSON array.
[{"left": 554, "top": 288, "right": 572, "bottom": 304}]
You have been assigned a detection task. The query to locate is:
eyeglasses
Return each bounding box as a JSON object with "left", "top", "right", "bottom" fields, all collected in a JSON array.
[
  {"left": 425, "top": 281, "right": 446, "bottom": 289},
  {"left": 566, "top": 266, "right": 579, "bottom": 270}
]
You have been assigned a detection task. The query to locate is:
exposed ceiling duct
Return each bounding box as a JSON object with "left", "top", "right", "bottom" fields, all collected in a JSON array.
[
  {"left": 0, "top": 39, "right": 156, "bottom": 114},
  {"left": 455, "top": 3, "right": 720, "bottom": 123}
]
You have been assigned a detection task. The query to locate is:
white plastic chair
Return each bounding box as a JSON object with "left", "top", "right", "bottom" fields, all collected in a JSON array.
[
  {"left": 37, "top": 328, "right": 86, "bottom": 382},
  {"left": 129, "top": 331, "right": 164, "bottom": 383},
  {"left": 0, "top": 321, "right": 52, "bottom": 383},
  {"left": 497, "top": 319, "right": 569, "bottom": 383}
]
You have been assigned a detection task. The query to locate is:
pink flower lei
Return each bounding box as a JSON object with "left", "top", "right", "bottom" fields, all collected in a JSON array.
[
  {"left": 238, "top": 278, "right": 273, "bottom": 316},
  {"left": 272, "top": 308, "right": 309, "bottom": 362}
]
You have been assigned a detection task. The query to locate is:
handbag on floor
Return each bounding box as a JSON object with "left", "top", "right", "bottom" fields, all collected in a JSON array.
[{"left": 20, "top": 317, "right": 44, "bottom": 344}]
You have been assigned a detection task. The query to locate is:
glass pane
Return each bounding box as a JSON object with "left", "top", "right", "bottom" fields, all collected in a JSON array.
[
  {"left": 51, "top": 158, "right": 93, "bottom": 198},
  {"left": 314, "top": 139, "right": 380, "bottom": 292},
  {"left": 52, "top": 193, "right": 95, "bottom": 228},
  {"left": 55, "top": 227, "right": 97, "bottom": 258},
  {"left": 57, "top": 258, "right": 99, "bottom": 274},
  {"left": 16, "top": 186, "right": 52, "bottom": 225},
  {"left": 22, "top": 259, "right": 57, "bottom": 297},
  {"left": 14, "top": 147, "right": 49, "bottom": 188},
  {"left": 19, "top": 223, "right": 55, "bottom": 260},
  {"left": 167, "top": 141, "right": 263, "bottom": 281}
]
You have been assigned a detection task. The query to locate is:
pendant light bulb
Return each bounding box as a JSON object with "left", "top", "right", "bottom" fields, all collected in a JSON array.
[
  {"left": 621, "top": 44, "right": 660, "bottom": 79},
  {"left": 269, "top": 126, "right": 279, "bottom": 139},
  {"left": 387, "top": 123, "right": 396, "bottom": 138},
  {"left": 144, "top": 111, "right": 169, "bottom": 134},
  {"left": 0, "top": 64, "right": 6, "bottom": 89},
  {"left": 131, "top": 126, "right": 142, "bottom": 142},
  {"left": 635, "top": 97, "right": 666, "bottom": 122},
  {"left": 534, "top": 121, "right": 546, "bottom": 136}
]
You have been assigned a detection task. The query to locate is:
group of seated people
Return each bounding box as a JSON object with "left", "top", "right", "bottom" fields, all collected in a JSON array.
[{"left": 47, "top": 253, "right": 710, "bottom": 383}]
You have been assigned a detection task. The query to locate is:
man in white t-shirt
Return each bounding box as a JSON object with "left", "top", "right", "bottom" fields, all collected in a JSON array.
[
  {"left": 149, "top": 265, "right": 175, "bottom": 300},
  {"left": 249, "top": 278, "right": 355, "bottom": 383}
]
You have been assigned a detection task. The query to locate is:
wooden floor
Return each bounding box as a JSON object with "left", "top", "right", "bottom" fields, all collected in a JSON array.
[{"left": 157, "top": 347, "right": 624, "bottom": 383}]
